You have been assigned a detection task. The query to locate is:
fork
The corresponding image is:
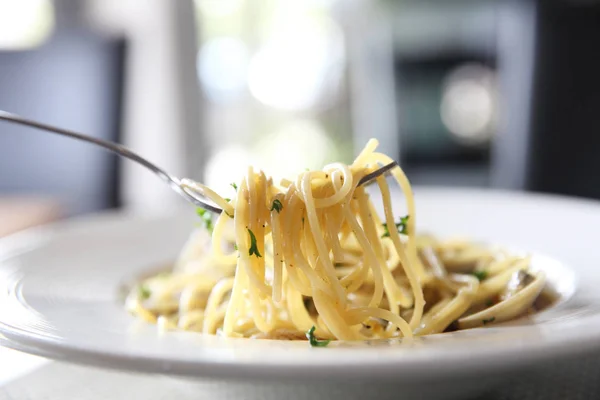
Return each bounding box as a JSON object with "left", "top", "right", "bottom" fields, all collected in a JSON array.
[{"left": 0, "top": 110, "right": 398, "bottom": 214}]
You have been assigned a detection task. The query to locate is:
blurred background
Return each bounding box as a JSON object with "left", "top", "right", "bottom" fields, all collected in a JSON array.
[{"left": 1, "top": 0, "right": 600, "bottom": 235}]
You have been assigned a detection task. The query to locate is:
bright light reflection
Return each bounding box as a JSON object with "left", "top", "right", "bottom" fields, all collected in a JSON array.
[
  {"left": 440, "top": 64, "right": 496, "bottom": 144},
  {"left": 204, "top": 121, "right": 335, "bottom": 193},
  {"left": 195, "top": 0, "right": 243, "bottom": 18},
  {"left": 247, "top": 16, "right": 344, "bottom": 111},
  {"left": 0, "top": 0, "right": 54, "bottom": 50},
  {"left": 204, "top": 146, "right": 252, "bottom": 194},
  {"left": 254, "top": 120, "right": 335, "bottom": 181},
  {"left": 198, "top": 37, "right": 249, "bottom": 103}
]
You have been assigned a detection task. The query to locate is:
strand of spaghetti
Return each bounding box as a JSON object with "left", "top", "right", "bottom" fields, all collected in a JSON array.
[
  {"left": 377, "top": 174, "right": 425, "bottom": 330},
  {"left": 326, "top": 170, "right": 354, "bottom": 264},
  {"left": 328, "top": 170, "right": 372, "bottom": 293},
  {"left": 312, "top": 163, "right": 353, "bottom": 208},
  {"left": 302, "top": 218, "right": 321, "bottom": 276},
  {"left": 247, "top": 168, "right": 268, "bottom": 296},
  {"left": 240, "top": 172, "right": 270, "bottom": 296},
  {"left": 270, "top": 197, "right": 285, "bottom": 302},
  {"left": 248, "top": 281, "right": 274, "bottom": 332},
  {"left": 353, "top": 138, "right": 379, "bottom": 165},
  {"left": 381, "top": 239, "right": 403, "bottom": 276},
  {"left": 366, "top": 198, "right": 404, "bottom": 274},
  {"left": 302, "top": 215, "right": 338, "bottom": 292},
  {"left": 285, "top": 199, "right": 334, "bottom": 298},
  {"left": 203, "top": 277, "right": 235, "bottom": 334},
  {"left": 235, "top": 318, "right": 258, "bottom": 334},
  {"left": 472, "top": 263, "right": 526, "bottom": 304},
  {"left": 285, "top": 281, "right": 317, "bottom": 333},
  {"left": 211, "top": 211, "right": 238, "bottom": 265},
  {"left": 290, "top": 209, "right": 336, "bottom": 296},
  {"left": 223, "top": 182, "right": 256, "bottom": 336},
  {"left": 222, "top": 261, "right": 246, "bottom": 336},
  {"left": 415, "top": 276, "right": 479, "bottom": 335},
  {"left": 312, "top": 288, "right": 361, "bottom": 340},
  {"left": 370, "top": 152, "right": 426, "bottom": 279},
  {"left": 178, "top": 310, "right": 204, "bottom": 331},
  {"left": 233, "top": 293, "right": 251, "bottom": 335},
  {"left": 418, "top": 297, "right": 452, "bottom": 329},
  {"left": 245, "top": 169, "right": 275, "bottom": 335},
  {"left": 264, "top": 295, "right": 280, "bottom": 330},
  {"left": 315, "top": 315, "right": 337, "bottom": 339},
  {"left": 339, "top": 210, "right": 374, "bottom": 292},
  {"left": 486, "top": 256, "right": 529, "bottom": 277},
  {"left": 341, "top": 198, "right": 384, "bottom": 308},
  {"left": 179, "top": 279, "right": 217, "bottom": 313},
  {"left": 293, "top": 171, "right": 326, "bottom": 203},
  {"left": 280, "top": 191, "right": 315, "bottom": 296},
  {"left": 354, "top": 186, "right": 396, "bottom": 311},
  {"left": 355, "top": 186, "right": 411, "bottom": 311},
  {"left": 352, "top": 183, "right": 385, "bottom": 264},
  {"left": 339, "top": 261, "right": 368, "bottom": 292},
  {"left": 301, "top": 173, "right": 348, "bottom": 306},
  {"left": 325, "top": 211, "right": 345, "bottom": 262},
  {"left": 345, "top": 307, "right": 413, "bottom": 338}
]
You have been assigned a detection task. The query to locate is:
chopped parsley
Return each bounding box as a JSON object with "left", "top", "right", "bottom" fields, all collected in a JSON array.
[
  {"left": 485, "top": 299, "right": 494, "bottom": 307},
  {"left": 138, "top": 284, "right": 151, "bottom": 299},
  {"left": 224, "top": 198, "right": 231, "bottom": 202},
  {"left": 482, "top": 317, "right": 496, "bottom": 325},
  {"left": 233, "top": 243, "right": 238, "bottom": 251},
  {"left": 230, "top": 182, "right": 238, "bottom": 191},
  {"left": 306, "top": 326, "right": 330, "bottom": 347},
  {"left": 247, "top": 229, "right": 262, "bottom": 258},
  {"left": 270, "top": 199, "right": 283, "bottom": 213},
  {"left": 381, "top": 215, "right": 409, "bottom": 238},
  {"left": 196, "top": 207, "right": 213, "bottom": 233},
  {"left": 472, "top": 270, "right": 488, "bottom": 281}
]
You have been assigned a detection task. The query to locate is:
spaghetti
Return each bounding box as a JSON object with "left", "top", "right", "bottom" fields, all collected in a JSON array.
[{"left": 126, "top": 139, "right": 553, "bottom": 342}]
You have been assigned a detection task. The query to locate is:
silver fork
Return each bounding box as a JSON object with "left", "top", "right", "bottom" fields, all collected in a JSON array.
[{"left": 0, "top": 110, "right": 398, "bottom": 214}]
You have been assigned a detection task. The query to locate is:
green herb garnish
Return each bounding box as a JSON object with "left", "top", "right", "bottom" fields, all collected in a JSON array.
[
  {"left": 231, "top": 182, "right": 238, "bottom": 191},
  {"left": 224, "top": 198, "right": 231, "bottom": 202},
  {"left": 270, "top": 199, "right": 283, "bottom": 213},
  {"left": 485, "top": 299, "right": 494, "bottom": 307},
  {"left": 234, "top": 243, "right": 238, "bottom": 251},
  {"left": 381, "top": 215, "right": 409, "bottom": 238},
  {"left": 472, "top": 270, "right": 488, "bottom": 281},
  {"left": 247, "top": 229, "right": 262, "bottom": 258},
  {"left": 138, "top": 284, "right": 151, "bottom": 299},
  {"left": 482, "top": 317, "right": 496, "bottom": 325},
  {"left": 306, "top": 326, "right": 330, "bottom": 347},
  {"left": 196, "top": 207, "right": 214, "bottom": 233}
]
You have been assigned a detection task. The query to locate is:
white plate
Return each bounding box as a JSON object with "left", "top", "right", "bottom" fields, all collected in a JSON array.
[{"left": 1, "top": 188, "right": 600, "bottom": 399}]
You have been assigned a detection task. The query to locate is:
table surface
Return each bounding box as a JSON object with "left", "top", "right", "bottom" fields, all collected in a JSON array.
[
  {"left": 0, "top": 347, "right": 599, "bottom": 400},
  {"left": 0, "top": 197, "right": 61, "bottom": 238}
]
